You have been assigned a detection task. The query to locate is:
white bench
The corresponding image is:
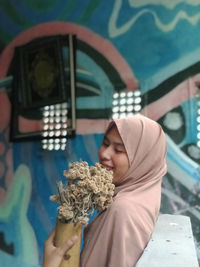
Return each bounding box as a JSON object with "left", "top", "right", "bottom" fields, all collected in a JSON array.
[{"left": 136, "top": 214, "right": 199, "bottom": 267}]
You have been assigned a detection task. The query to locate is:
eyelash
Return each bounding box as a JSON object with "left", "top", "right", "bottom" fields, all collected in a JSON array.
[
  {"left": 103, "top": 142, "right": 109, "bottom": 147},
  {"left": 103, "top": 142, "right": 123, "bottom": 153},
  {"left": 115, "top": 149, "right": 123, "bottom": 153}
]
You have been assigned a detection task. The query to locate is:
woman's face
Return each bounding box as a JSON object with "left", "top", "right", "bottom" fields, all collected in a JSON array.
[{"left": 98, "top": 126, "right": 130, "bottom": 185}]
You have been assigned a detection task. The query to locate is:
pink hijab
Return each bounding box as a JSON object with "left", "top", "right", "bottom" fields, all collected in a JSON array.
[{"left": 80, "top": 115, "right": 167, "bottom": 267}]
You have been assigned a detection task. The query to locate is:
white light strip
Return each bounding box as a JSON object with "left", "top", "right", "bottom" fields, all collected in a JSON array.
[
  {"left": 112, "top": 90, "right": 141, "bottom": 120},
  {"left": 41, "top": 103, "right": 68, "bottom": 151}
]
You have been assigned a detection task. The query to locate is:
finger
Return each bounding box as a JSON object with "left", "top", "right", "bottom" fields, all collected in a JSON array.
[
  {"left": 46, "top": 228, "right": 56, "bottom": 244},
  {"left": 64, "top": 254, "right": 71, "bottom": 260},
  {"left": 58, "top": 236, "right": 78, "bottom": 255}
]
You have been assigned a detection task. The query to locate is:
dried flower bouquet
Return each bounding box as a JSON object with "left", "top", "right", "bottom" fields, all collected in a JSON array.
[
  {"left": 50, "top": 161, "right": 115, "bottom": 225},
  {"left": 50, "top": 161, "right": 114, "bottom": 267}
]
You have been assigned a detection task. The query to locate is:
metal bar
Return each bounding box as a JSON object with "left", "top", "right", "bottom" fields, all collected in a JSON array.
[{"left": 69, "top": 34, "right": 76, "bottom": 132}]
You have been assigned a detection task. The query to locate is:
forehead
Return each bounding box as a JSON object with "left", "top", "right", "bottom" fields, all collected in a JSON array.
[{"left": 105, "top": 126, "right": 124, "bottom": 144}]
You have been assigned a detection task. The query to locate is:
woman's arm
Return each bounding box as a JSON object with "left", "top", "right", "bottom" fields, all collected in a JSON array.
[{"left": 43, "top": 228, "right": 78, "bottom": 267}]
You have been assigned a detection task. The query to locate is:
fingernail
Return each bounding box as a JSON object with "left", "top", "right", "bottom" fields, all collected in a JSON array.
[{"left": 64, "top": 254, "right": 71, "bottom": 260}]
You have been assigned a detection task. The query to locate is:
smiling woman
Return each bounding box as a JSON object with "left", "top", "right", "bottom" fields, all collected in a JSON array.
[
  {"left": 98, "top": 124, "right": 130, "bottom": 185},
  {"left": 43, "top": 114, "right": 167, "bottom": 267}
]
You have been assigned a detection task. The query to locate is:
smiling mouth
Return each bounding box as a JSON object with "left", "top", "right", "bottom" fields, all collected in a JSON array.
[{"left": 101, "top": 163, "right": 114, "bottom": 171}]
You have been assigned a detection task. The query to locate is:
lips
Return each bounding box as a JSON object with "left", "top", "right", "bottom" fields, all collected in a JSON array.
[{"left": 100, "top": 162, "right": 114, "bottom": 171}]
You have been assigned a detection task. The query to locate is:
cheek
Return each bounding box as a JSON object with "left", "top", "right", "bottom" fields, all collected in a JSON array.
[
  {"left": 98, "top": 146, "right": 103, "bottom": 158},
  {"left": 115, "top": 155, "right": 129, "bottom": 173},
  {"left": 112, "top": 156, "right": 121, "bottom": 167}
]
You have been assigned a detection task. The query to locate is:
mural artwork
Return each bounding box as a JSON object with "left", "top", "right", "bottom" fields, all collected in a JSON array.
[{"left": 0, "top": 0, "right": 200, "bottom": 266}]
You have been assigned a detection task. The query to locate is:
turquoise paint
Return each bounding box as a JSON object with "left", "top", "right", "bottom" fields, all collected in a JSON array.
[{"left": 0, "top": 164, "right": 39, "bottom": 264}]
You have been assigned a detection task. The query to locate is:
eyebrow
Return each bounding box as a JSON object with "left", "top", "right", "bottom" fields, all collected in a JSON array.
[{"left": 104, "top": 135, "right": 125, "bottom": 147}]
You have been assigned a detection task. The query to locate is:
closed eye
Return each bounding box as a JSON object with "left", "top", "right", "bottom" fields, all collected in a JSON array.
[
  {"left": 102, "top": 141, "right": 109, "bottom": 147},
  {"left": 115, "top": 149, "right": 124, "bottom": 153}
]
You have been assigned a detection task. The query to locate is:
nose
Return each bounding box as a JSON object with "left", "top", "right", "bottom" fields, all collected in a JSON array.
[{"left": 101, "top": 145, "right": 113, "bottom": 160}]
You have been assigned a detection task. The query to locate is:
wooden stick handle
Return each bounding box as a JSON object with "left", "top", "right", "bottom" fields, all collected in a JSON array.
[{"left": 55, "top": 219, "right": 82, "bottom": 267}]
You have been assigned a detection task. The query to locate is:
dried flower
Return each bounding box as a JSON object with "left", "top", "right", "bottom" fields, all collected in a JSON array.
[{"left": 50, "top": 161, "right": 114, "bottom": 226}]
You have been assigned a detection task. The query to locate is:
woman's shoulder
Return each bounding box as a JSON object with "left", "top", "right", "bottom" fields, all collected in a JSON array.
[
  {"left": 109, "top": 196, "right": 150, "bottom": 223},
  {"left": 109, "top": 196, "right": 135, "bottom": 216}
]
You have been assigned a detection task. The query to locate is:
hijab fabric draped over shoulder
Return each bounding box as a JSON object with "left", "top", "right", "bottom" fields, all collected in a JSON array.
[{"left": 80, "top": 115, "right": 167, "bottom": 267}]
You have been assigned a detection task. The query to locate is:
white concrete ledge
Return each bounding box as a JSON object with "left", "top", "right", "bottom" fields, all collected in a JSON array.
[{"left": 136, "top": 214, "right": 199, "bottom": 267}]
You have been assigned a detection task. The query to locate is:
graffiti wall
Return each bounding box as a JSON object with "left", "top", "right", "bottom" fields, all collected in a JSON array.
[{"left": 0, "top": 0, "right": 200, "bottom": 266}]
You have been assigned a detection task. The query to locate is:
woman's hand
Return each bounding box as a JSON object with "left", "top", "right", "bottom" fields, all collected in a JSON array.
[{"left": 43, "top": 228, "right": 78, "bottom": 267}]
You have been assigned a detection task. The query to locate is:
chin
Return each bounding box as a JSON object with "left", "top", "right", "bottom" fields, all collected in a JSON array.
[
  {"left": 112, "top": 175, "right": 123, "bottom": 185},
  {"left": 112, "top": 178, "right": 118, "bottom": 185}
]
